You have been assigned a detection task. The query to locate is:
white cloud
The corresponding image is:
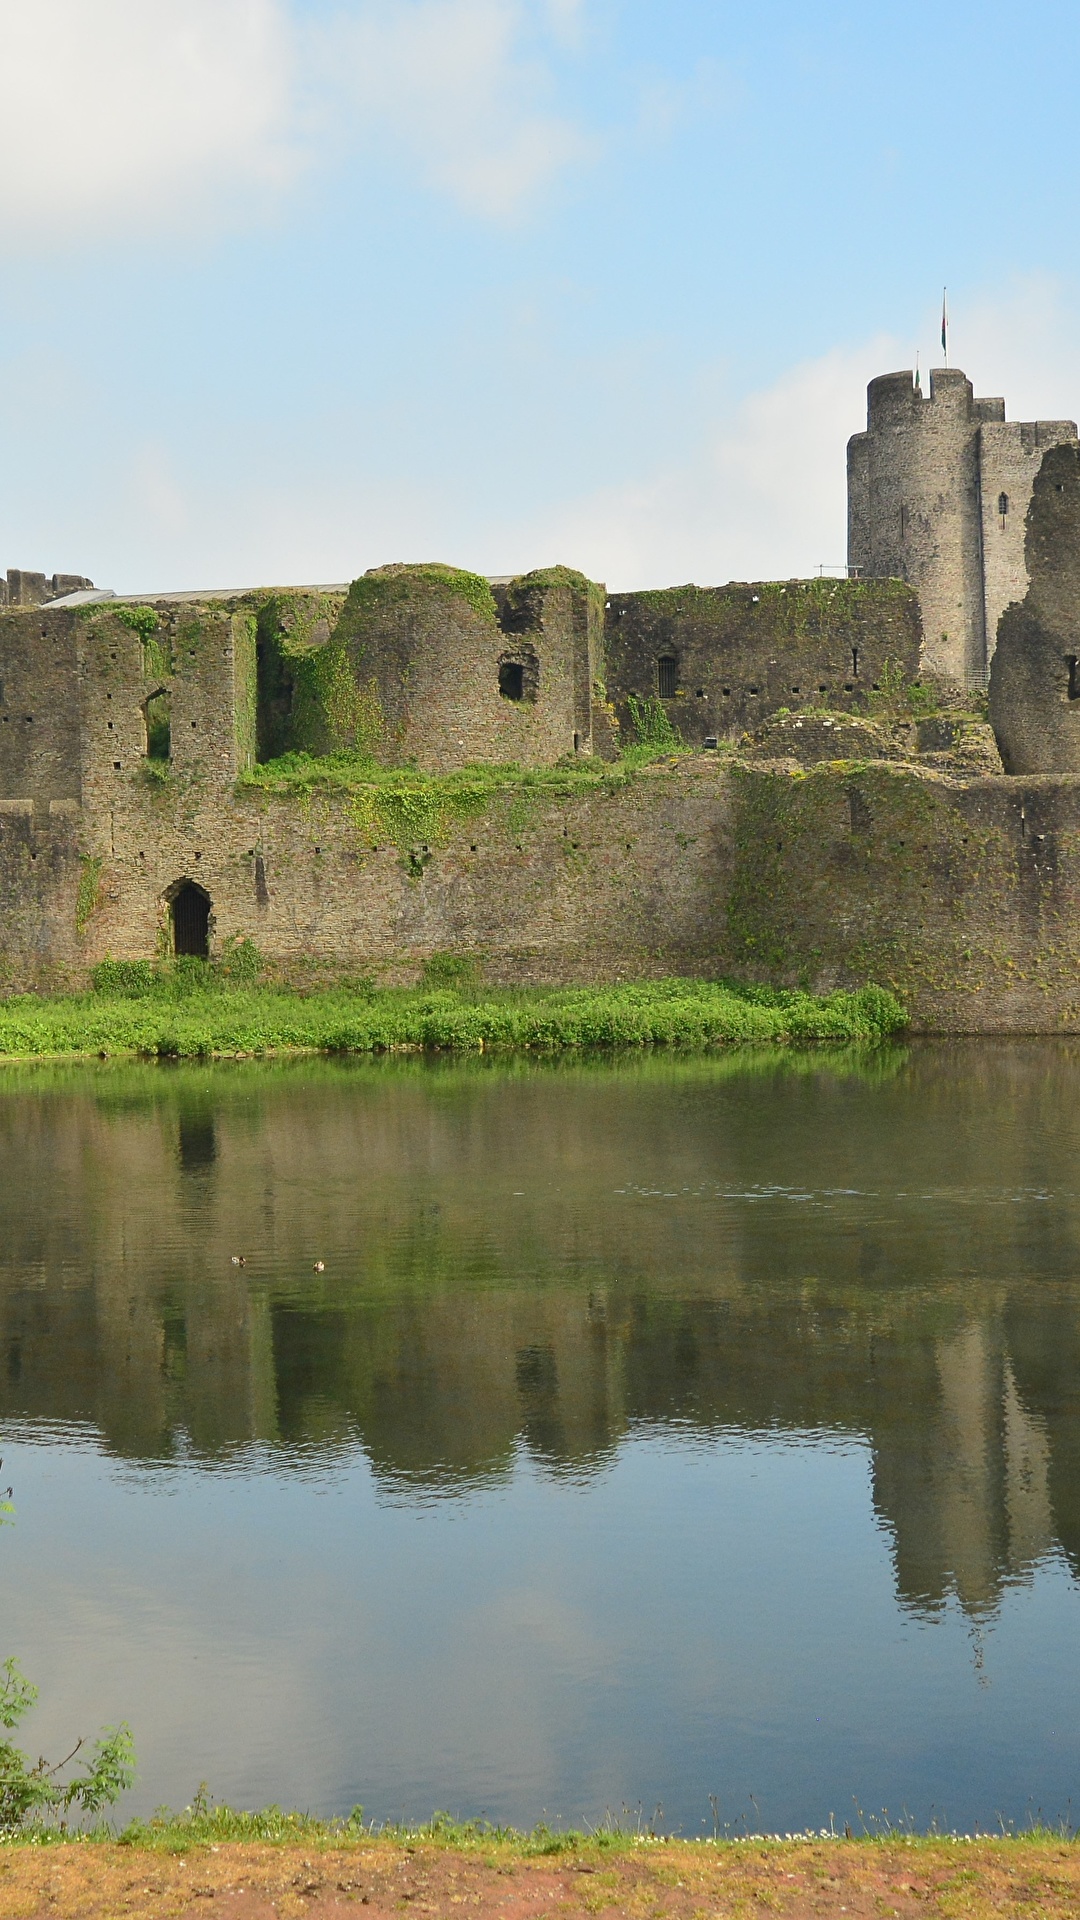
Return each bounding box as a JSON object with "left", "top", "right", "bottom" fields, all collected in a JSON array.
[
  {"left": 515, "top": 335, "right": 901, "bottom": 590},
  {"left": 533, "top": 279, "right": 1080, "bottom": 593},
  {"left": 315, "top": 0, "right": 592, "bottom": 220},
  {"left": 0, "top": 0, "right": 590, "bottom": 239},
  {"left": 0, "top": 0, "right": 298, "bottom": 235}
]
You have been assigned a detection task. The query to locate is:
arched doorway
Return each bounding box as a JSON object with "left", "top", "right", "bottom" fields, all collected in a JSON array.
[{"left": 170, "top": 880, "right": 211, "bottom": 958}]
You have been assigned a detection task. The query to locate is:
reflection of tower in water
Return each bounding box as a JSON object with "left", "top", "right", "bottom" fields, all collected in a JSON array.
[{"left": 875, "top": 1318, "right": 1054, "bottom": 1618}]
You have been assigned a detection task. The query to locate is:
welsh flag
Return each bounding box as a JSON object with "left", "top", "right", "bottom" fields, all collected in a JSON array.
[{"left": 941, "top": 289, "right": 948, "bottom": 357}]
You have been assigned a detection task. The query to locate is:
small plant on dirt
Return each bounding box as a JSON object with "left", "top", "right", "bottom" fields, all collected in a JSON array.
[{"left": 0, "top": 1464, "right": 135, "bottom": 1834}]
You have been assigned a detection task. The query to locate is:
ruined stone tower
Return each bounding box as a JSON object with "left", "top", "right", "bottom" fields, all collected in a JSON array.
[{"left": 848, "top": 368, "right": 1077, "bottom": 685}]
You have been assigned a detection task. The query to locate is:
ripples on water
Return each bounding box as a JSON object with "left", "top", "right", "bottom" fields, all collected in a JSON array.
[{"left": 2, "top": 1041, "right": 1080, "bottom": 1832}]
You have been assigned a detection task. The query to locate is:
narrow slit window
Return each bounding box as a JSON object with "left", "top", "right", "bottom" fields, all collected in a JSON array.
[
  {"left": 1068, "top": 656, "right": 1080, "bottom": 701},
  {"left": 657, "top": 656, "right": 677, "bottom": 700},
  {"left": 851, "top": 647, "right": 859, "bottom": 678}
]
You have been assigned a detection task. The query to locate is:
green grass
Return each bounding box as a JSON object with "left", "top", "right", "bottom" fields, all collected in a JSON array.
[
  {"left": 0, "top": 973, "right": 906, "bottom": 1061},
  {"left": 6, "top": 1801, "right": 1079, "bottom": 1854}
]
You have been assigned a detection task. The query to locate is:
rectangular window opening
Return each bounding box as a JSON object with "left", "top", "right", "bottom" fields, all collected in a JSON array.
[{"left": 499, "top": 660, "right": 526, "bottom": 701}]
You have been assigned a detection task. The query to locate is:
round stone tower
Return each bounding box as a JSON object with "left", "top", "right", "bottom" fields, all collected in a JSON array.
[{"left": 848, "top": 367, "right": 985, "bottom": 684}]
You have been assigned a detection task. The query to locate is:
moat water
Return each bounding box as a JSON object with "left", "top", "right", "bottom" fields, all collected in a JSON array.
[{"left": 3, "top": 1044, "right": 1080, "bottom": 1834}]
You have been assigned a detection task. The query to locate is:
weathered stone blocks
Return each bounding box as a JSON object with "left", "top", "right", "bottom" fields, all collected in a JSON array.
[{"left": 990, "top": 443, "right": 1080, "bottom": 774}]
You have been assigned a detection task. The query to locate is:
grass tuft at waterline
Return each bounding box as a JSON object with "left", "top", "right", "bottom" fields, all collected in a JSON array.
[{"left": 0, "top": 971, "right": 906, "bottom": 1060}]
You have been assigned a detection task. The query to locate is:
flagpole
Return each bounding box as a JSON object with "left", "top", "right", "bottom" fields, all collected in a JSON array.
[{"left": 941, "top": 287, "right": 948, "bottom": 368}]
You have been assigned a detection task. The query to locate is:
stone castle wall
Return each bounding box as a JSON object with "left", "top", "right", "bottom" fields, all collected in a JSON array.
[
  {"left": 7, "top": 741, "right": 1080, "bottom": 1033},
  {"left": 605, "top": 578, "right": 921, "bottom": 746},
  {"left": 978, "top": 418, "right": 1075, "bottom": 659},
  {"left": 0, "top": 569, "right": 927, "bottom": 816},
  {"left": 0, "top": 568, "right": 94, "bottom": 609},
  {"left": 990, "top": 441, "right": 1080, "bottom": 773}
]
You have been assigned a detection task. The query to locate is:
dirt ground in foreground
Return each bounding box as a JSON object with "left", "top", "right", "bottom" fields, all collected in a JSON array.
[{"left": 1, "top": 1840, "right": 1079, "bottom": 1920}]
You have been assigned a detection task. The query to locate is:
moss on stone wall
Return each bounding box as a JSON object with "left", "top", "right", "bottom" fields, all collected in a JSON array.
[
  {"left": 238, "top": 745, "right": 687, "bottom": 864},
  {"left": 500, "top": 565, "right": 599, "bottom": 626},
  {"left": 113, "top": 605, "right": 160, "bottom": 641},
  {"left": 290, "top": 643, "right": 387, "bottom": 757},
  {"left": 621, "top": 576, "right": 913, "bottom": 645},
  {"left": 254, "top": 591, "right": 360, "bottom": 760},
  {"left": 341, "top": 564, "right": 498, "bottom": 630},
  {"left": 727, "top": 763, "right": 997, "bottom": 995},
  {"left": 232, "top": 613, "right": 258, "bottom": 771},
  {"left": 75, "top": 854, "right": 104, "bottom": 937},
  {"left": 79, "top": 604, "right": 174, "bottom": 678}
]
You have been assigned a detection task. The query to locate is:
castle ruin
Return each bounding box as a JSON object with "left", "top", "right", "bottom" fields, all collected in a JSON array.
[{"left": 3, "top": 358, "right": 1080, "bottom": 1028}]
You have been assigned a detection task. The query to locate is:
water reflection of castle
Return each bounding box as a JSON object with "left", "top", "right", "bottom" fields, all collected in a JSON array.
[{"left": 1, "top": 1050, "right": 1079, "bottom": 1619}]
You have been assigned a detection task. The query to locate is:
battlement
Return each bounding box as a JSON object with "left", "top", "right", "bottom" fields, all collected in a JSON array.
[
  {"left": 862, "top": 367, "right": 1006, "bottom": 432},
  {"left": 0, "top": 569, "right": 94, "bottom": 608}
]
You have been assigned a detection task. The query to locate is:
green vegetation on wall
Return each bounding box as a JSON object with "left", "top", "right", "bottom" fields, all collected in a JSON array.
[
  {"left": 500, "top": 565, "right": 602, "bottom": 631},
  {"left": 75, "top": 855, "right": 104, "bottom": 937},
  {"left": 625, "top": 694, "right": 683, "bottom": 751},
  {"left": 624, "top": 576, "right": 915, "bottom": 647},
  {"left": 238, "top": 742, "right": 689, "bottom": 864},
  {"left": 106, "top": 605, "right": 173, "bottom": 679},
  {"left": 340, "top": 563, "right": 498, "bottom": 628},
  {"left": 727, "top": 764, "right": 993, "bottom": 993},
  {"left": 143, "top": 691, "right": 171, "bottom": 761},
  {"left": 231, "top": 611, "right": 258, "bottom": 771},
  {"left": 293, "top": 640, "right": 386, "bottom": 757},
  {"left": 113, "top": 605, "right": 158, "bottom": 640}
]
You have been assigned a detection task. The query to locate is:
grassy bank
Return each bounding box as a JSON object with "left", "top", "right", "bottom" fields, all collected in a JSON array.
[
  {"left": 2, "top": 1822, "right": 1079, "bottom": 1920},
  {"left": 0, "top": 971, "right": 905, "bottom": 1060}
]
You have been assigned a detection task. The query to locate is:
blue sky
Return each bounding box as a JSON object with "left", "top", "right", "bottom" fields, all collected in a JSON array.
[{"left": 2, "top": 0, "right": 1079, "bottom": 592}]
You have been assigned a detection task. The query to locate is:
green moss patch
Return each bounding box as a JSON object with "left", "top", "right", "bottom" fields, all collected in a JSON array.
[
  {"left": 727, "top": 763, "right": 996, "bottom": 992},
  {"left": 74, "top": 856, "right": 104, "bottom": 937},
  {"left": 238, "top": 746, "right": 691, "bottom": 851},
  {"left": 345, "top": 563, "right": 498, "bottom": 626},
  {"left": 623, "top": 576, "right": 915, "bottom": 645}
]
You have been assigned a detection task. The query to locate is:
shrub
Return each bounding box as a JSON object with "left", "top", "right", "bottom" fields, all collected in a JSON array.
[
  {"left": 421, "top": 953, "right": 481, "bottom": 989},
  {"left": 0, "top": 1660, "right": 135, "bottom": 1834},
  {"left": 92, "top": 959, "right": 157, "bottom": 997},
  {"left": 1, "top": 1483, "right": 134, "bottom": 1834}
]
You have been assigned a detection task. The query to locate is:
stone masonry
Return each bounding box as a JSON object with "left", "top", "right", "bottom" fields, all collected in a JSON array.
[{"left": 848, "top": 366, "right": 1076, "bottom": 686}]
